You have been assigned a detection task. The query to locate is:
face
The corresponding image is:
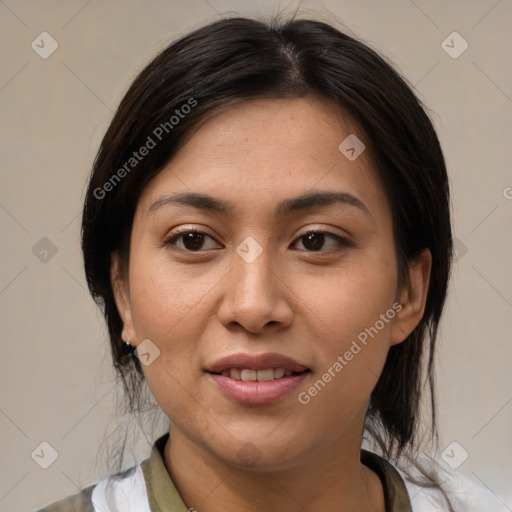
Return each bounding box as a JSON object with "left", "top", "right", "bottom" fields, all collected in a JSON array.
[{"left": 112, "top": 96, "right": 430, "bottom": 471}]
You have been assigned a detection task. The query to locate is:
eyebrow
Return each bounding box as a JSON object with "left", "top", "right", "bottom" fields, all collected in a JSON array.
[{"left": 148, "top": 191, "right": 371, "bottom": 218}]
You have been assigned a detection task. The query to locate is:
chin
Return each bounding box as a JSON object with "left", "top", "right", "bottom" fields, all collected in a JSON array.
[{"left": 210, "top": 431, "right": 312, "bottom": 472}]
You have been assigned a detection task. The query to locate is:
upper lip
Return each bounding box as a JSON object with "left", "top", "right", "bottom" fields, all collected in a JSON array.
[{"left": 205, "top": 352, "right": 310, "bottom": 373}]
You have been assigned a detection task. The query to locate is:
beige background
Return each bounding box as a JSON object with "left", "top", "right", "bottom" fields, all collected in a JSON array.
[{"left": 1, "top": 0, "right": 511, "bottom": 510}]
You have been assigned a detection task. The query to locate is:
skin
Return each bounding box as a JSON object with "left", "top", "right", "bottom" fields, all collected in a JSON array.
[{"left": 112, "top": 96, "right": 431, "bottom": 512}]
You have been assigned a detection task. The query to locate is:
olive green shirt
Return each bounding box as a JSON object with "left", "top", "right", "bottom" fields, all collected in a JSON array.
[{"left": 36, "top": 432, "right": 413, "bottom": 511}]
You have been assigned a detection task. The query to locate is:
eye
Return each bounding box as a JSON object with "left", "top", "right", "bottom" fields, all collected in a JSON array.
[
  {"left": 164, "top": 229, "right": 352, "bottom": 253},
  {"left": 164, "top": 230, "right": 221, "bottom": 252},
  {"left": 291, "top": 231, "right": 352, "bottom": 252}
]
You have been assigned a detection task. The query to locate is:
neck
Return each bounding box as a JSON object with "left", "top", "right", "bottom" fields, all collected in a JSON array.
[{"left": 163, "top": 423, "right": 385, "bottom": 512}]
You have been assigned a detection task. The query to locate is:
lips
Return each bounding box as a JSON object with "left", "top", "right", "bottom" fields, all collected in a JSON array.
[
  {"left": 204, "top": 352, "right": 310, "bottom": 374},
  {"left": 205, "top": 352, "right": 311, "bottom": 405},
  {"left": 220, "top": 368, "right": 293, "bottom": 381}
]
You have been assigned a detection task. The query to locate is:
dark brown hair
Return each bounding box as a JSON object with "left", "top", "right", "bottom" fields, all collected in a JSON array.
[{"left": 81, "top": 14, "right": 453, "bottom": 473}]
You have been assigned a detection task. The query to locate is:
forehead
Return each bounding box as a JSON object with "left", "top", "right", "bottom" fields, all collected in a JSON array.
[{"left": 137, "top": 96, "right": 390, "bottom": 222}]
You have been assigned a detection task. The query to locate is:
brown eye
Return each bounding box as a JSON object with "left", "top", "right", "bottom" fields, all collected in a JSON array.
[
  {"left": 164, "top": 230, "right": 220, "bottom": 252},
  {"left": 181, "top": 232, "right": 206, "bottom": 251},
  {"left": 293, "top": 231, "right": 352, "bottom": 252}
]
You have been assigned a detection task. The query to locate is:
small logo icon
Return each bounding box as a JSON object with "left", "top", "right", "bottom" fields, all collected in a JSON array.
[
  {"left": 237, "top": 442, "right": 262, "bottom": 467},
  {"left": 31, "top": 32, "right": 59, "bottom": 59},
  {"left": 338, "top": 134, "right": 366, "bottom": 161},
  {"left": 236, "top": 236, "right": 263, "bottom": 264},
  {"left": 441, "top": 32, "right": 468, "bottom": 59},
  {"left": 32, "top": 237, "right": 58, "bottom": 263},
  {"left": 441, "top": 441, "right": 469, "bottom": 469},
  {"left": 135, "top": 338, "right": 161, "bottom": 366},
  {"left": 503, "top": 186, "right": 512, "bottom": 200},
  {"left": 31, "top": 441, "right": 59, "bottom": 469},
  {"left": 453, "top": 237, "right": 468, "bottom": 263}
]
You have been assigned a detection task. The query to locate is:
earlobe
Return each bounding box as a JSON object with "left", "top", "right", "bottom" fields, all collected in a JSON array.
[
  {"left": 110, "top": 252, "right": 135, "bottom": 343},
  {"left": 390, "top": 248, "right": 432, "bottom": 346}
]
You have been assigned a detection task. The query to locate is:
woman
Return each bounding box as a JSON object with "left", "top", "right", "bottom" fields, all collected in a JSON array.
[{"left": 36, "top": 14, "right": 500, "bottom": 512}]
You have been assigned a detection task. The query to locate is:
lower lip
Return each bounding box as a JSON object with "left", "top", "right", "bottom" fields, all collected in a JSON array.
[{"left": 208, "top": 371, "right": 310, "bottom": 405}]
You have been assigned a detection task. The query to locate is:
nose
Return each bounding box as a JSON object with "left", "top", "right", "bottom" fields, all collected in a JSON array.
[{"left": 216, "top": 243, "right": 294, "bottom": 334}]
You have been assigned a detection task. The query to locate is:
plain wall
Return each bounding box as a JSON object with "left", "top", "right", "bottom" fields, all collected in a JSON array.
[{"left": 1, "top": 0, "right": 511, "bottom": 510}]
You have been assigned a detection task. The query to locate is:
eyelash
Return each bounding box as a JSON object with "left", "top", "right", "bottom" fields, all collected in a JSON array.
[{"left": 163, "top": 229, "right": 353, "bottom": 253}]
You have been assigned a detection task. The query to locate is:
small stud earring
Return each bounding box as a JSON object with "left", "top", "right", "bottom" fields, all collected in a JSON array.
[{"left": 122, "top": 336, "right": 135, "bottom": 355}]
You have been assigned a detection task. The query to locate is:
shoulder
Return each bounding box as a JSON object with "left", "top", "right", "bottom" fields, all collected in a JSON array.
[
  {"left": 34, "top": 483, "right": 96, "bottom": 512},
  {"left": 394, "top": 455, "right": 510, "bottom": 512},
  {"left": 35, "top": 465, "right": 150, "bottom": 512}
]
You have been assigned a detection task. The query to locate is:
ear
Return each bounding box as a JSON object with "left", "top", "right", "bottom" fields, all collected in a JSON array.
[
  {"left": 390, "top": 248, "right": 432, "bottom": 346},
  {"left": 110, "top": 252, "right": 135, "bottom": 344}
]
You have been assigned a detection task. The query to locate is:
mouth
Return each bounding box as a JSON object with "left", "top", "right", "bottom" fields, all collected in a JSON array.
[
  {"left": 205, "top": 351, "right": 310, "bottom": 374},
  {"left": 208, "top": 367, "right": 309, "bottom": 381},
  {"left": 205, "top": 352, "right": 311, "bottom": 405}
]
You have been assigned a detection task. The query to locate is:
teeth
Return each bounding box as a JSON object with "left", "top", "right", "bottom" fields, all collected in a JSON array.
[
  {"left": 256, "top": 369, "right": 274, "bottom": 381},
  {"left": 220, "top": 368, "right": 296, "bottom": 381},
  {"left": 241, "top": 369, "right": 257, "bottom": 381},
  {"left": 273, "top": 368, "right": 285, "bottom": 379}
]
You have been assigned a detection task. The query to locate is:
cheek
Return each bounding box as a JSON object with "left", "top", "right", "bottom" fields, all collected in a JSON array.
[
  {"left": 126, "top": 254, "right": 224, "bottom": 402},
  {"left": 296, "top": 253, "right": 397, "bottom": 411},
  {"left": 302, "top": 249, "right": 397, "bottom": 346},
  {"left": 127, "top": 259, "right": 210, "bottom": 425},
  {"left": 128, "top": 251, "right": 221, "bottom": 340},
  {"left": 300, "top": 298, "right": 394, "bottom": 426}
]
